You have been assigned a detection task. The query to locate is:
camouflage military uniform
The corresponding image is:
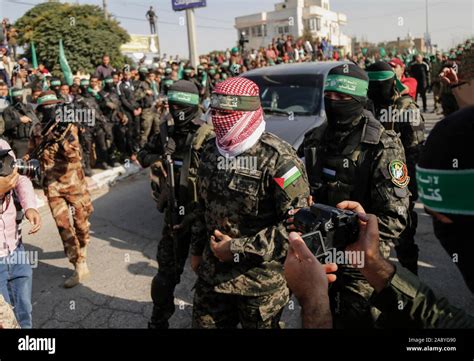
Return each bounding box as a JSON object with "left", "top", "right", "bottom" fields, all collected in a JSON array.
[
  {"left": 0, "top": 293, "right": 20, "bottom": 329},
  {"left": 34, "top": 124, "right": 93, "bottom": 265},
  {"left": 191, "top": 132, "right": 310, "bottom": 329},
  {"left": 392, "top": 95, "right": 425, "bottom": 274},
  {"left": 303, "top": 110, "right": 409, "bottom": 328},
  {"left": 138, "top": 120, "right": 214, "bottom": 328}
]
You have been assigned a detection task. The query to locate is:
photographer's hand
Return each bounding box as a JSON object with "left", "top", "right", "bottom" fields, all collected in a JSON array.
[
  {"left": 337, "top": 200, "right": 395, "bottom": 293},
  {"left": 25, "top": 208, "right": 41, "bottom": 234},
  {"left": 349, "top": 214, "right": 395, "bottom": 293},
  {"left": 284, "top": 232, "right": 337, "bottom": 328},
  {"left": 0, "top": 168, "right": 19, "bottom": 195},
  {"left": 440, "top": 67, "right": 459, "bottom": 86}
]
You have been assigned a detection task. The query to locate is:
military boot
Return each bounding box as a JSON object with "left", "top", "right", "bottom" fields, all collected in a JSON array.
[{"left": 64, "top": 248, "right": 90, "bottom": 288}]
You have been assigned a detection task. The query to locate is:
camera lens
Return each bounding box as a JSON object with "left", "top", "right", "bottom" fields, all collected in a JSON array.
[{"left": 13, "top": 159, "right": 41, "bottom": 179}]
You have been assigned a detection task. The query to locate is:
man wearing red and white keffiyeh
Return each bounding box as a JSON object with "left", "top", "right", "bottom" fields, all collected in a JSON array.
[{"left": 210, "top": 77, "right": 265, "bottom": 157}]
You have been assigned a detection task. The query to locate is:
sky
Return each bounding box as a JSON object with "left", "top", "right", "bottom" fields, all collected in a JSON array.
[{"left": 1, "top": 0, "right": 473, "bottom": 56}]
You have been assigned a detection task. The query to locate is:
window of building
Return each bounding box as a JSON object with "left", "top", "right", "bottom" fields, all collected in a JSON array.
[
  {"left": 315, "top": 17, "right": 321, "bottom": 31},
  {"left": 250, "top": 25, "right": 266, "bottom": 37},
  {"left": 306, "top": 17, "right": 321, "bottom": 32},
  {"left": 277, "top": 25, "right": 290, "bottom": 35}
]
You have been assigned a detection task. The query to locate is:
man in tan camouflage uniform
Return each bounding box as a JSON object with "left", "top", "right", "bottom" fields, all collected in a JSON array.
[
  {"left": 303, "top": 63, "right": 409, "bottom": 328},
  {"left": 367, "top": 61, "right": 425, "bottom": 274},
  {"left": 31, "top": 91, "right": 93, "bottom": 288},
  {"left": 190, "top": 77, "right": 310, "bottom": 328}
]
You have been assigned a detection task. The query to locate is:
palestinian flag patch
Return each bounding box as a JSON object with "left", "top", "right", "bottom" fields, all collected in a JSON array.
[
  {"left": 274, "top": 165, "right": 302, "bottom": 189},
  {"left": 388, "top": 160, "right": 410, "bottom": 188}
]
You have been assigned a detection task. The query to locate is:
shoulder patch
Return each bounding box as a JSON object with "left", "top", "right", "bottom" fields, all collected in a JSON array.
[{"left": 388, "top": 160, "right": 410, "bottom": 188}]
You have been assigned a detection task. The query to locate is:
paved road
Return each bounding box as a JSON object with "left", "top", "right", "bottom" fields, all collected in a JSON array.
[{"left": 26, "top": 95, "right": 474, "bottom": 328}]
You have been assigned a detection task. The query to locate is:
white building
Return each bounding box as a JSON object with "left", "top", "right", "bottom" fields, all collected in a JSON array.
[{"left": 235, "top": 0, "right": 351, "bottom": 53}]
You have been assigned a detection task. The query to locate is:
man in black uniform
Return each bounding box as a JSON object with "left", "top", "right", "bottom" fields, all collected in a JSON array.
[
  {"left": 409, "top": 55, "right": 430, "bottom": 112},
  {"left": 2, "top": 87, "right": 38, "bottom": 158},
  {"left": 138, "top": 80, "right": 214, "bottom": 328},
  {"left": 303, "top": 63, "right": 409, "bottom": 328},
  {"left": 119, "top": 70, "right": 142, "bottom": 157},
  {"left": 367, "top": 61, "right": 425, "bottom": 274}
]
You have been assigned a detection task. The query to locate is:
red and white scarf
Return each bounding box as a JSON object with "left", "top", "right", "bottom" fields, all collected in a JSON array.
[{"left": 212, "top": 77, "right": 265, "bottom": 158}]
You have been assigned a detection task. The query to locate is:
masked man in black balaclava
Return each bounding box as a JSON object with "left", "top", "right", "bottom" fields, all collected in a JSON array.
[
  {"left": 137, "top": 80, "right": 214, "bottom": 328},
  {"left": 367, "top": 61, "right": 425, "bottom": 274},
  {"left": 303, "top": 63, "right": 409, "bottom": 328},
  {"left": 2, "top": 88, "right": 38, "bottom": 158},
  {"left": 50, "top": 78, "right": 62, "bottom": 97}
]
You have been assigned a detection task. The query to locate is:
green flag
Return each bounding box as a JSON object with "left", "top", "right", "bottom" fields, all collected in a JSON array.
[
  {"left": 379, "top": 47, "right": 386, "bottom": 57},
  {"left": 59, "top": 39, "right": 73, "bottom": 85},
  {"left": 362, "top": 48, "right": 368, "bottom": 56},
  {"left": 31, "top": 42, "right": 38, "bottom": 69}
]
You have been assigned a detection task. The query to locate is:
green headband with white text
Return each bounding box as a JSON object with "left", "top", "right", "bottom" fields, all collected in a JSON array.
[
  {"left": 416, "top": 166, "right": 474, "bottom": 215},
  {"left": 210, "top": 93, "right": 261, "bottom": 111},
  {"left": 167, "top": 90, "right": 200, "bottom": 106},
  {"left": 324, "top": 74, "right": 368, "bottom": 97}
]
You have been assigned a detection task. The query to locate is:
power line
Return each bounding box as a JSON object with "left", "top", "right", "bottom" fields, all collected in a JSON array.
[
  {"left": 114, "top": 14, "right": 234, "bottom": 30},
  {"left": 2, "top": 0, "right": 235, "bottom": 30}
]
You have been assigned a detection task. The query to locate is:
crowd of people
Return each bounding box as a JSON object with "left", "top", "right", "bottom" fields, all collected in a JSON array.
[
  {"left": 0, "top": 17, "right": 473, "bottom": 330},
  {"left": 0, "top": 24, "right": 472, "bottom": 176}
]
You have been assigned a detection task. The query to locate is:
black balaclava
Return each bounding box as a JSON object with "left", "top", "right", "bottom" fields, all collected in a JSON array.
[
  {"left": 167, "top": 80, "right": 200, "bottom": 136},
  {"left": 324, "top": 63, "right": 369, "bottom": 131},
  {"left": 103, "top": 76, "right": 115, "bottom": 92},
  {"left": 138, "top": 68, "right": 148, "bottom": 81},
  {"left": 417, "top": 106, "right": 474, "bottom": 292},
  {"left": 10, "top": 88, "right": 24, "bottom": 105},
  {"left": 80, "top": 79, "right": 90, "bottom": 96},
  {"left": 50, "top": 78, "right": 62, "bottom": 97},
  {"left": 366, "top": 61, "right": 396, "bottom": 114}
]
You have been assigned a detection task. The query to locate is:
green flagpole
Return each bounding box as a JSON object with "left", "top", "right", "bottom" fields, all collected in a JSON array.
[
  {"left": 31, "top": 42, "right": 38, "bottom": 69},
  {"left": 59, "top": 39, "right": 73, "bottom": 85}
]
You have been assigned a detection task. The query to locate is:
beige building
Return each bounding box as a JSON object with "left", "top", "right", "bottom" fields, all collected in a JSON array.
[{"left": 235, "top": 0, "right": 351, "bottom": 52}]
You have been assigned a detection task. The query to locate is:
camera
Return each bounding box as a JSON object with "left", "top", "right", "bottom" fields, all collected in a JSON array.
[
  {"left": 293, "top": 203, "right": 359, "bottom": 259},
  {"left": 0, "top": 149, "right": 41, "bottom": 179}
]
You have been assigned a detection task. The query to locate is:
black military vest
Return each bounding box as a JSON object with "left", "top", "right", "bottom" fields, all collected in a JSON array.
[{"left": 305, "top": 111, "right": 384, "bottom": 206}]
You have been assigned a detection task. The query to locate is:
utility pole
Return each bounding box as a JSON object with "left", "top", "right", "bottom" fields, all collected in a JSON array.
[
  {"left": 103, "top": 0, "right": 109, "bottom": 20},
  {"left": 186, "top": 8, "right": 199, "bottom": 67},
  {"left": 425, "top": 0, "right": 431, "bottom": 52},
  {"left": 425, "top": 0, "right": 429, "bottom": 37}
]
